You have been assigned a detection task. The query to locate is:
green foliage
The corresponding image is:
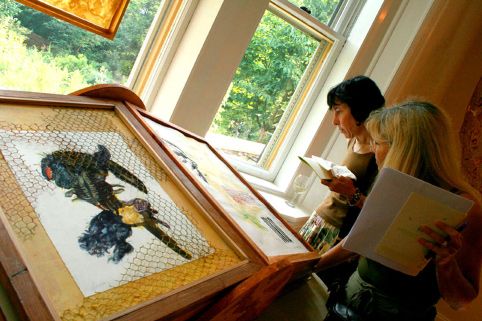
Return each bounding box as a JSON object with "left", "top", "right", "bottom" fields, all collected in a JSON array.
[
  {"left": 0, "top": 0, "right": 21, "bottom": 18},
  {"left": 290, "top": 0, "right": 341, "bottom": 25},
  {"left": 211, "top": 0, "right": 341, "bottom": 145},
  {"left": 14, "top": 0, "right": 160, "bottom": 84},
  {"left": 212, "top": 11, "right": 318, "bottom": 144},
  {"left": 0, "top": 18, "right": 89, "bottom": 93},
  {"left": 51, "top": 54, "right": 106, "bottom": 84},
  {"left": 0, "top": 0, "right": 160, "bottom": 93}
]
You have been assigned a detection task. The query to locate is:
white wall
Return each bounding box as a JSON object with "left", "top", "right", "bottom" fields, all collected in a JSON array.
[{"left": 150, "top": 0, "right": 269, "bottom": 135}]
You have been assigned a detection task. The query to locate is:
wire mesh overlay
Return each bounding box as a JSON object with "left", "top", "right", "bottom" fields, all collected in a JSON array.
[{"left": 0, "top": 107, "right": 241, "bottom": 320}]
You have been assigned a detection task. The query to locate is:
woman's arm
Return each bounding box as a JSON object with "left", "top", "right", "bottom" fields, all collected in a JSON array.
[
  {"left": 418, "top": 195, "right": 482, "bottom": 309},
  {"left": 314, "top": 238, "right": 359, "bottom": 272}
]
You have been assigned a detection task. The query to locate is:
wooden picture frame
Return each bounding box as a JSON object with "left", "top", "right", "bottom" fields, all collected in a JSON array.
[
  {"left": 15, "top": 0, "right": 130, "bottom": 39},
  {"left": 126, "top": 105, "right": 319, "bottom": 274},
  {"left": 0, "top": 89, "right": 265, "bottom": 321}
]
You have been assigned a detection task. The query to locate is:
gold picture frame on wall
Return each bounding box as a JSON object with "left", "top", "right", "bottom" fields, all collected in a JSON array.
[
  {"left": 0, "top": 89, "right": 264, "bottom": 321},
  {"left": 15, "top": 0, "right": 130, "bottom": 39}
]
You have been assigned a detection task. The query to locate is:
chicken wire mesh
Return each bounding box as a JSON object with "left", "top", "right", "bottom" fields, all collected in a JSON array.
[{"left": 0, "top": 106, "right": 241, "bottom": 321}]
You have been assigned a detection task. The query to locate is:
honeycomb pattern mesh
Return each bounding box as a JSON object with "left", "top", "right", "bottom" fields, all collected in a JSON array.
[
  {"left": 61, "top": 248, "right": 240, "bottom": 321},
  {"left": 0, "top": 107, "right": 241, "bottom": 321}
]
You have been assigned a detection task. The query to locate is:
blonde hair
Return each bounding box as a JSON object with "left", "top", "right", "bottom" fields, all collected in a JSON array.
[{"left": 366, "top": 101, "right": 480, "bottom": 202}]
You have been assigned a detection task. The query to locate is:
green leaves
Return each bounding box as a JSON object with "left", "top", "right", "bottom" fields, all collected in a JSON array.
[
  {"left": 1, "top": 0, "right": 162, "bottom": 91},
  {"left": 0, "top": 18, "right": 89, "bottom": 93},
  {"left": 213, "top": 10, "right": 318, "bottom": 145},
  {"left": 211, "top": 1, "right": 341, "bottom": 148}
]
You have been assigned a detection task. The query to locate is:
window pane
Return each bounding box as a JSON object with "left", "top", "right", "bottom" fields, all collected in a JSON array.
[
  {"left": 0, "top": 0, "right": 164, "bottom": 94},
  {"left": 207, "top": 10, "right": 320, "bottom": 166},
  {"left": 288, "top": 0, "right": 343, "bottom": 25}
]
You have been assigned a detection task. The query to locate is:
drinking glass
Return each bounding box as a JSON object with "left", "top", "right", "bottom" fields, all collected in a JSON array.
[{"left": 286, "top": 174, "right": 309, "bottom": 207}]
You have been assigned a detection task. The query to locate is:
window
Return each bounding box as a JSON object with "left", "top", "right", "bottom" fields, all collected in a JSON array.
[
  {"left": 128, "top": 0, "right": 197, "bottom": 104},
  {"left": 288, "top": 0, "right": 343, "bottom": 25},
  {"left": 205, "top": 0, "right": 363, "bottom": 181},
  {"left": 0, "top": 0, "right": 185, "bottom": 94}
]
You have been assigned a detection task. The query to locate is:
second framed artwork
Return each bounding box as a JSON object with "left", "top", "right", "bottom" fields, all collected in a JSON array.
[
  {"left": 129, "top": 105, "right": 318, "bottom": 266},
  {"left": 15, "top": 0, "right": 130, "bottom": 38}
]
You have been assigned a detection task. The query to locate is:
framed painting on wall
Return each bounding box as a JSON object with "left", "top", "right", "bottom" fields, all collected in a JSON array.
[
  {"left": 0, "top": 89, "right": 263, "bottom": 321},
  {"left": 15, "top": 0, "right": 130, "bottom": 39},
  {"left": 126, "top": 105, "right": 319, "bottom": 272}
]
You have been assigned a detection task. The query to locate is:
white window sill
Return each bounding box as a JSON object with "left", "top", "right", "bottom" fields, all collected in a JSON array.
[
  {"left": 241, "top": 172, "right": 311, "bottom": 231},
  {"left": 241, "top": 172, "right": 285, "bottom": 194}
]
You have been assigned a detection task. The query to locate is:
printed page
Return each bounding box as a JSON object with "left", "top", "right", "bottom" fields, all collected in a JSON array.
[
  {"left": 375, "top": 192, "right": 466, "bottom": 275},
  {"left": 298, "top": 156, "right": 332, "bottom": 179},
  {"left": 343, "top": 168, "right": 473, "bottom": 276},
  {"left": 299, "top": 156, "right": 356, "bottom": 180},
  {"left": 311, "top": 156, "right": 356, "bottom": 180},
  {"left": 311, "top": 155, "right": 334, "bottom": 171}
]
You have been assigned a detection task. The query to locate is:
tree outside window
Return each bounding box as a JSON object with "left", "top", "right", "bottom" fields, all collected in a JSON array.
[
  {"left": 0, "top": 0, "right": 163, "bottom": 93},
  {"left": 207, "top": 0, "right": 341, "bottom": 173}
]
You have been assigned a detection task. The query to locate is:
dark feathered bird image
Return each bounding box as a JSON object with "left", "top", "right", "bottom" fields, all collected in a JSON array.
[
  {"left": 41, "top": 144, "right": 147, "bottom": 204},
  {"left": 78, "top": 210, "right": 134, "bottom": 263},
  {"left": 41, "top": 144, "right": 192, "bottom": 261}
]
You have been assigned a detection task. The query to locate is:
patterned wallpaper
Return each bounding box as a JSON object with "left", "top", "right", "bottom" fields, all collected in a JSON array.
[{"left": 459, "top": 78, "right": 482, "bottom": 194}]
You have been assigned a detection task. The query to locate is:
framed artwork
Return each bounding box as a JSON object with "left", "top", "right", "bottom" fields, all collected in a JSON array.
[
  {"left": 15, "top": 0, "right": 130, "bottom": 39},
  {"left": 0, "top": 90, "right": 263, "bottom": 321},
  {"left": 128, "top": 106, "right": 319, "bottom": 267}
]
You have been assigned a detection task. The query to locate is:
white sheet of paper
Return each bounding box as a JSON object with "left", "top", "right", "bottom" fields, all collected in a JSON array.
[
  {"left": 343, "top": 167, "right": 473, "bottom": 276},
  {"left": 311, "top": 155, "right": 356, "bottom": 180},
  {"left": 375, "top": 192, "right": 466, "bottom": 274}
]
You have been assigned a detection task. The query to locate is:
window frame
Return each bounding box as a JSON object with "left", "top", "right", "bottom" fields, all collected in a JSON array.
[
  {"left": 212, "top": 0, "right": 365, "bottom": 182},
  {"left": 127, "top": 0, "right": 199, "bottom": 106}
]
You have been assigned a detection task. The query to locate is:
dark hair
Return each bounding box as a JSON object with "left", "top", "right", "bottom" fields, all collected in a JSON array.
[{"left": 327, "top": 75, "right": 385, "bottom": 123}]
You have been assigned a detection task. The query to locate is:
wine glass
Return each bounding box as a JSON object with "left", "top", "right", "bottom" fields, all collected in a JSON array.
[{"left": 286, "top": 174, "right": 310, "bottom": 207}]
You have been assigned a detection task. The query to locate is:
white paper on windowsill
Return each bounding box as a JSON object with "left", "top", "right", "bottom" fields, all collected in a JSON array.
[{"left": 343, "top": 167, "right": 473, "bottom": 276}]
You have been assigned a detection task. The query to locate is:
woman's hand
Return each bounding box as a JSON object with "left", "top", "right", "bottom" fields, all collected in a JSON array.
[
  {"left": 418, "top": 221, "right": 464, "bottom": 266},
  {"left": 420, "top": 197, "right": 481, "bottom": 309},
  {"left": 321, "top": 176, "right": 357, "bottom": 197}
]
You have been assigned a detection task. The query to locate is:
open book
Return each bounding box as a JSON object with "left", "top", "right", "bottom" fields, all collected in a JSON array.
[
  {"left": 298, "top": 155, "right": 356, "bottom": 180},
  {"left": 343, "top": 168, "right": 473, "bottom": 276}
]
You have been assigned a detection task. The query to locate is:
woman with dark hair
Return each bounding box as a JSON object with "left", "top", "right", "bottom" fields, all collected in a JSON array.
[
  {"left": 299, "top": 76, "right": 384, "bottom": 310},
  {"left": 300, "top": 76, "right": 384, "bottom": 253}
]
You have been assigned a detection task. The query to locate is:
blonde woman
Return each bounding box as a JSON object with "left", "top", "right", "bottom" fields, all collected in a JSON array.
[{"left": 317, "top": 101, "right": 482, "bottom": 320}]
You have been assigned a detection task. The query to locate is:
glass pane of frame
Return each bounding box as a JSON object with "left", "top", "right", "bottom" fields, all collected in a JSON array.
[
  {"left": 139, "top": 110, "right": 314, "bottom": 259},
  {"left": 0, "top": 92, "right": 257, "bottom": 321}
]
